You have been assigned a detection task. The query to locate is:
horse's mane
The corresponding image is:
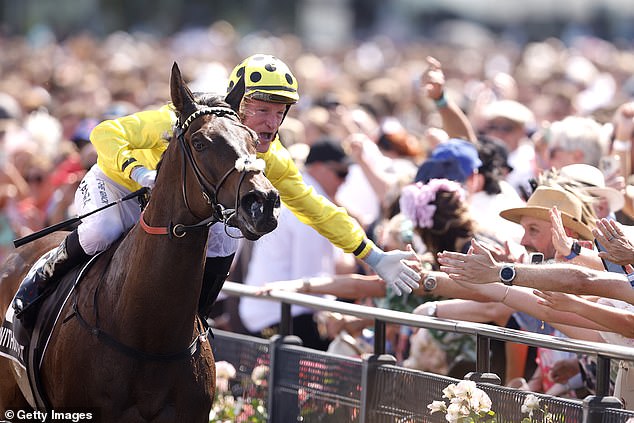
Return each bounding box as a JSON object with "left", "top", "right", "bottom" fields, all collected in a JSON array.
[{"left": 176, "top": 92, "right": 234, "bottom": 120}]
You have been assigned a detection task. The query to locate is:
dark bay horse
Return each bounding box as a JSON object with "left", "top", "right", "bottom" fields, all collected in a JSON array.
[{"left": 0, "top": 63, "right": 280, "bottom": 421}]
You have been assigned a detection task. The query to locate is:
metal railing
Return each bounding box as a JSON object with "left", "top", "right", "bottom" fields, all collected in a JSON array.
[{"left": 213, "top": 282, "right": 634, "bottom": 422}]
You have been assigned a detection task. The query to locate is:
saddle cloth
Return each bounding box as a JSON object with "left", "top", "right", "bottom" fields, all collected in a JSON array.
[{"left": 3, "top": 250, "right": 98, "bottom": 410}]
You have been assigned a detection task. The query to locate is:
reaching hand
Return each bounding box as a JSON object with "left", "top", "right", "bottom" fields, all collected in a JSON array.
[
  {"left": 421, "top": 56, "right": 445, "bottom": 101},
  {"left": 533, "top": 289, "right": 585, "bottom": 314},
  {"left": 593, "top": 218, "right": 634, "bottom": 266},
  {"left": 363, "top": 245, "right": 420, "bottom": 296},
  {"left": 549, "top": 206, "right": 576, "bottom": 259},
  {"left": 437, "top": 239, "right": 499, "bottom": 284}
]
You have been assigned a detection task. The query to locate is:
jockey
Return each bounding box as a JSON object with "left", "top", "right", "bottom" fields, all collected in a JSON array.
[{"left": 13, "top": 54, "right": 420, "bottom": 324}]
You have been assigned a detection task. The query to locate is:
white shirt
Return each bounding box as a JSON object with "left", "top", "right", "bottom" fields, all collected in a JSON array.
[
  {"left": 507, "top": 141, "right": 537, "bottom": 198},
  {"left": 469, "top": 180, "right": 526, "bottom": 245},
  {"left": 239, "top": 172, "right": 338, "bottom": 332}
]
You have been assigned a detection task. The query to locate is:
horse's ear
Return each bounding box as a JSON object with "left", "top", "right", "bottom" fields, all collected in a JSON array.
[
  {"left": 170, "top": 62, "right": 197, "bottom": 116},
  {"left": 224, "top": 75, "right": 245, "bottom": 112}
]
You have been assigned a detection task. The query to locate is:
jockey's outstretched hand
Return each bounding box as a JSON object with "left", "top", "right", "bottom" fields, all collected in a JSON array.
[
  {"left": 131, "top": 166, "right": 157, "bottom": 189},
  {"left": 363, "top": 244, "right": 420, "bottom": 295}
]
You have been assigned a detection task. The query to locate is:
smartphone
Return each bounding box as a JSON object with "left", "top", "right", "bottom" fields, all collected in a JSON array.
[
  {"left": 530, "top": 252, "right": 544, "bottom": 264},
  {"left": 594, "top": 239, "right": 627, "bottom": 275}
]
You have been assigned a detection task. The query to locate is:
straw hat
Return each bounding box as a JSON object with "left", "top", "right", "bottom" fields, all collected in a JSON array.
[
  {"left": 500, "top": 186, "right": 594, "bottom": 240},
  {"left": 559, "top": 164, "right": 624, "bottom": 212}
]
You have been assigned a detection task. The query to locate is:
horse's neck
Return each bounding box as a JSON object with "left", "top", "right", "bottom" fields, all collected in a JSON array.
[{"left": 111, "top": 184, "right": 208, "bottom": 346}]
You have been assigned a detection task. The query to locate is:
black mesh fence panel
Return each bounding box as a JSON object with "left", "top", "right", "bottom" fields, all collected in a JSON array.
[
  {"left": 213, "top": 330, "right": 271, "bottom": 405},
  {"left": 212, "top": 330, "right": 634, "bottom": 423},
  {"left": 272, "top": 345, "right": 363, "bottom": 422}
]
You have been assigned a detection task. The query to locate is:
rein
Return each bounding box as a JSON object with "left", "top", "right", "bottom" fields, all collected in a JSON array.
[{"left": 141, "top": 106, "right": 263, "bottom": 238}]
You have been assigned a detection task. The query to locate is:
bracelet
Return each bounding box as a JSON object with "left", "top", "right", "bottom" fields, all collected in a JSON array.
[
  {"left": 434, "top": 92, "right": 448, "bottom": 109},
  {"left": 613, "top": 139, "right": 632, "bottom": 152},
  {"left": 500, "top": 286, "right": 511, "bottom": 302}
]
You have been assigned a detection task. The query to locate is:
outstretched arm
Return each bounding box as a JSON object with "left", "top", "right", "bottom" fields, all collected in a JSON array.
[
  {"left": 421, "top": 56, "right": 477, "bottom": 143},
  {"left": 438, "top": 238, "right": 634, "bottom": 304},
  {"left": 534, "top": 290, "right": 634, "bottom": 338},
  {"left": 414, "top": 299, "right": 512, "bottom": 326},
  {"left": 257, "top": 273, "right": 385, "bottom": 300}
]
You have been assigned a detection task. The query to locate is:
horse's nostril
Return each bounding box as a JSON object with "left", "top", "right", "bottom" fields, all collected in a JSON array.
[
  {"left": 240, "top": 190, "right": 280, "bottom": 234},
  {"left": 250, "top": 200, "right": 264, "bottom": 219}
]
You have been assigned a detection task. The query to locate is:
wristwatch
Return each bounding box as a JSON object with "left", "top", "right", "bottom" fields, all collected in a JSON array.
[
  {"left": 423, "top": 274, "right": 437, "bottom": 292},
  {"left": 564, "top": 241, "right": 581, "bottom": 260},
  {"left": 499, "top": 264, "right": 516, "bottom": 286}
]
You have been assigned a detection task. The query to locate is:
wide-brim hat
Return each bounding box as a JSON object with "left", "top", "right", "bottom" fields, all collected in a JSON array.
[
  {"left": 500, "top": 186, "right": 594, "bottom": 240},
  {"left": 559, "top": 164, "right": 624, "bottom": 212}
]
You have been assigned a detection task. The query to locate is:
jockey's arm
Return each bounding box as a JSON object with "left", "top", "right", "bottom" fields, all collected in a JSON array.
[
  {"left": 90, "top": 105, "right": 176, "bottom": 191},
  {"left": 258, "top": 138, "right": 420, "bottom": 295},
  {"left": 258, "top": 137, "right": 373, "bottom": 258}
]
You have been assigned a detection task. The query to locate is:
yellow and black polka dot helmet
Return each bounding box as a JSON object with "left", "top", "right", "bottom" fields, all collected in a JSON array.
[{"left": 226, "top": 54, "right": 299, "bottom": 108}]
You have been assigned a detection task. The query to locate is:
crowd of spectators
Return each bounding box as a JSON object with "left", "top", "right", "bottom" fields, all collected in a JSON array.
[{"left": 3, "top": 20, "right": 634, "bottom": 408}]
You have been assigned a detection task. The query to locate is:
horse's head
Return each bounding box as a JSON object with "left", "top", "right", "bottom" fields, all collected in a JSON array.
[{"left": 168, "top": 63, "right": 280, "bottom": 240}]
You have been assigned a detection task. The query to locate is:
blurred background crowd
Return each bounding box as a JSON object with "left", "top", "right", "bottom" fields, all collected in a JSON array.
[{"left": 3, "top": 0, "right": 634, "bottom": 407}]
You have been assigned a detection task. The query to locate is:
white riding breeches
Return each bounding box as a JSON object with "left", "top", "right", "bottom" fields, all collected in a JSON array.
[
  {"left": 75, "top": 166, "right": 142, "bottom": 255},
  {"left": 74, "top": 165, "right": 241, "bottom": 258}
]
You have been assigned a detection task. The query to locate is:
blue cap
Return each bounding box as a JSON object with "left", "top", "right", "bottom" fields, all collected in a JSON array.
[
  {"left": 71, "top": 118, "right": 99, "bottom": 144},
  {"left": 415, "top": 158, "right": 466, "bottom": 183},
  {"left": 430, "top": 138, "right": 482, "bottom": 179}
]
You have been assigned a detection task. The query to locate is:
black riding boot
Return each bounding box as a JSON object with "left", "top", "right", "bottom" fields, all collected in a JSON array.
[
  {"left": 198, "top": 255, "right": 235, "bottom": 320},
  {"left": 13, "top": 230, "right": 89, "bottom": 322}
]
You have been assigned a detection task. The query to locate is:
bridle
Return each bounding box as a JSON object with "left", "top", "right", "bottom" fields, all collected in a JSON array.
[{"left": 141, "top": 106, "right": 264, "bottom": 239}]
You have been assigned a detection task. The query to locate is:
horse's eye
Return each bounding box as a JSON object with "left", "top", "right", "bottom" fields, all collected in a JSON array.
[{"left": 191, "top": 137, "right": 207, "bottom": 151}]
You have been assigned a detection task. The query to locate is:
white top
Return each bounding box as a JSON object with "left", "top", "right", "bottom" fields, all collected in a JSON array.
[
  {"left": 507, "top": 141, "right": 537, "bottom": 198},
  {"left": 469, "top": 180, "right": 526, "bottom": 245},
  {"left": 239, "top": 172, "right": 338, "bottom": 332}
]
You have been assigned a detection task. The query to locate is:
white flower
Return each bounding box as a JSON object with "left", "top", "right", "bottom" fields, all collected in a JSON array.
[
  {"left": 521, "top": 394, "right": 541, "bottom": 417},
  {"left": 442, "top": 383, "right": 458, "bottom": 400},
  {"left": 446, "top": 402, "right": 469, "bottom": 422},
  {"left": 216, "top": 361, "right": 236, "bottom": 380},
  {"left": 427, "top": 400, "right": 447, "bottom": 414},
  {"left": 216, "top": 377, "right": 230, "bottom": 394},
  {"left": 251, "top": 364, "right": 269, "bottom": 386},
  {"left": 454, "top": 380, "right": 478, "bottom": 398},
  {"left": 431, "top": 380, "right": 496, "bottom": 423}
]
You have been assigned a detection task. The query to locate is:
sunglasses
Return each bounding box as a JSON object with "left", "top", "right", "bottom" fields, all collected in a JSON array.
[
  {"left": 485, "top": 123, "right": 518, "bottom": 134},
  {"left": 326, "top": 164, "right": 349, "bottom": 179}
]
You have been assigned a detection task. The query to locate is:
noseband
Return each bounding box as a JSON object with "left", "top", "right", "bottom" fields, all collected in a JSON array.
[{"left": 141, "top": 106, "right": 265, "bottom": 238}]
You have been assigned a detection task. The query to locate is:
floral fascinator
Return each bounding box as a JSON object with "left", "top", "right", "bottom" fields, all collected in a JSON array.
[{"left": 400, "top": 179, "right": 465, "bottom": 229}]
